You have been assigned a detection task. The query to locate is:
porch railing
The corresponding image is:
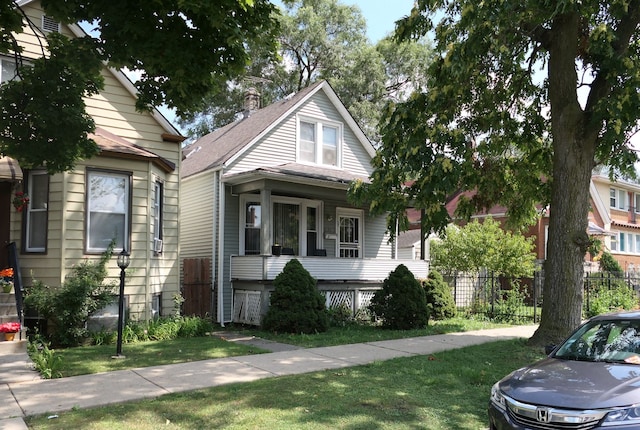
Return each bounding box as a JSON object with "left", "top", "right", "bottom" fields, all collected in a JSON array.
[{"left": 230, "top": 255, "right": 429, "bottom": 282}]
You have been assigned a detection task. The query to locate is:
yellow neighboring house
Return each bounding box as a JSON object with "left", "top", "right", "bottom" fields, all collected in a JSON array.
[{"left": 0, "top": 1, "right": 184, "bottom": 327}]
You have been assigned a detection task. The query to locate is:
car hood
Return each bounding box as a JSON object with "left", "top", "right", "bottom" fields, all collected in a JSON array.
[{"left": 500, "top": 357, "right": 640, "bottom": 409}]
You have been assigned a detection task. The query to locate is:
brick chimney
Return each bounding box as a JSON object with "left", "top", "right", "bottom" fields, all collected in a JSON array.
[{"left": 243, "top": 87, "right": 260, "bottom": 118}]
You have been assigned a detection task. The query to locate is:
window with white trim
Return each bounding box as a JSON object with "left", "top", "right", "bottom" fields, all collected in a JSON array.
[
  {"left": 297, "top": 117, "right": 341, "bottom": 166},
  {"left": 86, "top": 170, "right": 130, "bottom": 253},
  {"left": 272, "top": 197, "right": 322, "bottom": 256},
  {"left": 610, "top": 187, "right": 627, "bottom": 210},
  {"left": 337, "top": 208, "right": 363, "bottom": 258},
  {"left": 635, "top": 193, "right": 640, "bottom": 214},
  {"left": 24, "top": 170, "right": 49, "bottom": 252},
  {"left": 241, "top": 199, "right": 261, "bottom": 255},
  {"left": 152, "top": 181, "right": 163, "bottom": 254}
]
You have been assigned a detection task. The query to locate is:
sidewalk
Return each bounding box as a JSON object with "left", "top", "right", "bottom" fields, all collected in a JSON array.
[{"left": 0, "top": 325, "right": 538, "bottom": 430}]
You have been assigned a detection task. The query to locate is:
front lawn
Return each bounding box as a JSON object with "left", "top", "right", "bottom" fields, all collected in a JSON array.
[{"left": 26, "top": 338, "right": 545, "bottom": 429}]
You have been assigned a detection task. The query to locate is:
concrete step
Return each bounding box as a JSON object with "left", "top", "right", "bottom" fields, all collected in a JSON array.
[{"left": 0, "top": 339, "right": 27, "bottom": 354}]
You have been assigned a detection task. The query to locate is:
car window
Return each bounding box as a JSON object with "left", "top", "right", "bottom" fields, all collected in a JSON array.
[{"left": 555, "top": 320, "right": 640, "bottom": 363}]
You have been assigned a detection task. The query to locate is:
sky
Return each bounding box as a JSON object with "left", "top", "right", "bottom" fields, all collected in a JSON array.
[{"left": 341, "top": 0, "right": 416, "bottom": 42}]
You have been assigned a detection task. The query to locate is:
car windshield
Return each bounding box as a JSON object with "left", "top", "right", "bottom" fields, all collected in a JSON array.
[{"left": 554, "top": 319, "right": 640, "bottom": 364}]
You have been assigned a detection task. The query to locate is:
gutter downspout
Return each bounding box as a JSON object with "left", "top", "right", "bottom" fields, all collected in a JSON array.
[{"left": 217, "top": 170, "right": 225, "bottom": 326}]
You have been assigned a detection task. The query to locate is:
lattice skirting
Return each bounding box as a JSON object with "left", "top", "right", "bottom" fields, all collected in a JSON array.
[{"left": 233, "top": 291, "right": 262, "bottom": 325}]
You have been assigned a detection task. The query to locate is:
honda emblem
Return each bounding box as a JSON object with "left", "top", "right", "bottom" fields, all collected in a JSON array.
[{"left": 536, "top": 407, "right": 551, "bottom": 423}]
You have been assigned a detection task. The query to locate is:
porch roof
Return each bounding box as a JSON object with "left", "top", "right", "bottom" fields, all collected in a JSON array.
[
  {"left": 0, "top": 156, "right": 22, "bottom": 181},
  {"left": 222, "top": 162, "right": 370, "bottom": 188},
  {"left": 90, "top": 127, "right": 176, "bottom": 173}
]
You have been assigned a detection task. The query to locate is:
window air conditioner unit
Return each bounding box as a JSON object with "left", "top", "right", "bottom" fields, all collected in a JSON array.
[{"left": 153, "top": 238, "right": 163, "bottom": 253}]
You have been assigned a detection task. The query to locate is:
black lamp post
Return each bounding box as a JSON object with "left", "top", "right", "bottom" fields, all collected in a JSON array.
[{"left": 114, "top": 248, "right": 130, "bottom": 358}]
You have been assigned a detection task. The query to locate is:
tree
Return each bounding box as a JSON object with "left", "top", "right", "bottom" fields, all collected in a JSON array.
[
  {"left": 350, "top": 1, "right": 640, "bottom": 344},
  {"left": 178, "top": 0, "right": 433, "bottom": 142},
  {"left": 0, "top": 1, "right": 279, "bottom": 172},
  {"left": 430, "top": 218, "right": 536, "bottom": 278}
]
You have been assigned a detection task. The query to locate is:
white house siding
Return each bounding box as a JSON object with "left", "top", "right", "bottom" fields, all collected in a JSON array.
[
  {"left": 179, "top": 173, "right": 216, "bottom": 261},
  {"left": 226, "top": 90, "right": 373, "bottom": 177},
  {"left": 364, "top": 212, "right": 393, "bottom": 259},
  {"left": 10, "top": 2, "right": 182, "bottom": 320}
]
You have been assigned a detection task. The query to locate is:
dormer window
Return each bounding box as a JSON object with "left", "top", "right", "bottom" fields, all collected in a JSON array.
[
  {"left": 298, "top": 117, "right": 341, "bottom": 167},
  {"left": 0, "top": 57, "right": 18, "bottom": 84}
]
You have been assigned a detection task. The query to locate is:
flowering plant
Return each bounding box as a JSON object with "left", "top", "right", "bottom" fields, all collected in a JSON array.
[
  {"left": 0, "top": 322, "right": 20, "bottom": 333},
  {"left": 12, "top": 191, "right": 29, "bottom": 212},
  {"left": 0, "top": 268, "right": 13, "bottom": 279}
]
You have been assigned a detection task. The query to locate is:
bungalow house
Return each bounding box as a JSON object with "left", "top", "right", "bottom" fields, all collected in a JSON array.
[
  {"left": 180, "top": 80, "right": 428, "bottom": 325},
  {"left": 1, "top": 1, "right": 184, "bottom": 329}
]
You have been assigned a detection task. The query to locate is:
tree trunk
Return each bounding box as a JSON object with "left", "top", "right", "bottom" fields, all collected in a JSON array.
[{"left": 528, "top": 12, "right": 596, "bottom": 346}]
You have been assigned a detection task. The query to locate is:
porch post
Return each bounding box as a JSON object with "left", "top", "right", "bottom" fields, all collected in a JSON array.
[{"left": 261, "top": 189, "right": 271, "bottom": 255}]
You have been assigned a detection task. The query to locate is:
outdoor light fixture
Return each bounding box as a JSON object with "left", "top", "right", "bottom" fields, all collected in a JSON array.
[{"left": 114, "top": 248, "right": 130, "bottom": 358}]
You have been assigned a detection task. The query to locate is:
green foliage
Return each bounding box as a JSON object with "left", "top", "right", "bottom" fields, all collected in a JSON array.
[
  {"left": 2, "top": 1, "right": 278, "bottom": 172},
  {"left": 89, "top": 316, "right": 214, "bottom": 345},
  {"left": 584, "top": 277, "right": 638, "bottom": 318},
  {"left": 24, "top": 247, "right": 116, "bottom": 347},
  {"left": 369, "top": 264, "right": 429, "bottom": 330},
  {"left": 599, "top": 252, "right": 624, "bottom": 275},
  {"left": 422, "top": 270, "right": 456, "bottom": 320},
  {"left": 493, "top": 282, "right": 530, "bottom": 324},
  {"left": 180, "top": 0, "right": 433, "bottom": 141},
  {"left": 327, "top": 303, "right": 353, "bottom": 327},
  {"left": 262, "top": 259, "right": 329, "bottom": 334},
  {"left": 27, "top": 335, "right": 63, "bottom": 379},
  {"left": 430, "top": 217, "right": 536, "bottom": 278}
]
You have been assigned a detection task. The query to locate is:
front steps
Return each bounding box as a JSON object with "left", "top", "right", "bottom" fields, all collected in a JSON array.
[{"left": 0, "top": 291, "right": 26, "bottom": 354}]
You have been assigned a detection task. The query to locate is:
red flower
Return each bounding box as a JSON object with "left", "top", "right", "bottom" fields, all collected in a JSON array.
[{"left": 0, "top": 322, "right": 20, "bottom": 333}]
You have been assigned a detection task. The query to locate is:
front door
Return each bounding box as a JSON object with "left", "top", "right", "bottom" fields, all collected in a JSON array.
[{"left": 0, "top": 182, "right": 11, "bottom": 267}]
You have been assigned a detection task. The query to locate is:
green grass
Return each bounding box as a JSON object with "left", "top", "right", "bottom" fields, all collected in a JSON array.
[
  {"left": 53, "top": 336, "right": 268, "bottom": 377},
  {"left": 228, "top": 317, "right": 512, "bottom": 347},
  {"left": 47, "top": 318, "right": 514, "bottom": 377},
  {"left": 25, "top": 338, "right": 545, "bottom": 429}
]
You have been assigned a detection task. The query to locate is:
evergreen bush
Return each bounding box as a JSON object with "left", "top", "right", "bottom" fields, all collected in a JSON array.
[
  {"left": 262, "top": 259, "right": 329, "bottom": 334},
  {"left": 369, "top": 264, "right": 428, "bottom": 330},
  {"left": 422, "top": 270, "right": 456, "bottom": 320}
]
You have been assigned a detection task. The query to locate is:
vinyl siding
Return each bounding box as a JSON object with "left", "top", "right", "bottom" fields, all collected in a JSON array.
[
  {"left": 227, "top": 91, "right": 372, "bottom": 177},
  {"left": 10, "top": 2, "right": 182, "bottom": 320},
  {"left": 179, "top": 173, "right": 216, "bottom": 261},
  {"left": 222, "top": 188, "right": 240, "bottom": 322}
]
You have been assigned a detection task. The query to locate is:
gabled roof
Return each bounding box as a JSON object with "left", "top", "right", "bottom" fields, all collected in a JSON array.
[
  {"left": 91, "top": 127, "right": 176, "bottom": 172},
  {"left": 181, "top": 80, "right": 375, "bottom": 179},
  {"left": 16, "top": 0, "right": 182, "bottom": 139}
]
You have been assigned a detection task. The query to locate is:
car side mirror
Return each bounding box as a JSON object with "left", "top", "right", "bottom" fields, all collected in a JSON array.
[{"left": 545, "top": 344, "right": 556, "bottom": 355}]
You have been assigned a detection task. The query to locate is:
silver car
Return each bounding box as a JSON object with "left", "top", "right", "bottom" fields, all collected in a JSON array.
[{"left": 489, "top": 310, "right": 640, "bottom": 429}]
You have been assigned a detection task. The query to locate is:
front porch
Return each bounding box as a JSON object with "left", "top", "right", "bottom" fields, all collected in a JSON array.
[{"left": 230, "top": 255, "right": 429, "bottom": 325}]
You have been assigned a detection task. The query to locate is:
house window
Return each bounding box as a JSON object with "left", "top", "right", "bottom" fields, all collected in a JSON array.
[
  {"left": 243, "top": 201, "right": 261, "bottom": 255},
  {"left": 271, "top": 198, "right": 322, "bottom": 256},
  {"left": 619, "top": 232, "right": 626, "bottom": 252},
  {"left": 337, "top": 208, "right": 363, "bottom": 258},
  {"left": 24, "top": 170, "right": 49, "bottom": 253},
  {"left": 298, "top": 117, "right": 341, "bottom": 166},
  {"left": 610, "top": 188, "right": 626, "bottom": 210},
  {"left": 86, "top": 170, "right": 131, "bottom": 253},
  {"left": 0, "top": 57, "right": 17, "bottom": 84},
  {"left": 152, "top": 181, "right": 163, "bottom": 254},
  {"left": 635, "top": 193, "right": 640, "bottom": 214},
  {"left": 611, "top": 234, "right": 618, "bottom": 251}
]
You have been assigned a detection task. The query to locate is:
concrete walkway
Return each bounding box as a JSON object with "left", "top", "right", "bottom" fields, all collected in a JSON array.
[{"left": 0, "top": 325, "right": 538, "bottom": 430}]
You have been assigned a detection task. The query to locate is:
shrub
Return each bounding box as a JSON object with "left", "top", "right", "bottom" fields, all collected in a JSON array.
[
  {"left": 493, "top": 281, "right": 529, "bottom": 324},
  {"left": 599, "top": 252, "right": 624, "bottom": 275},
  {"left": 369, "top": 264, "right": 428, "bottom": 330},
  {"left": 584, "top": 278, "right": 638, "bottom": 318},
  {"left": 422, "top": 270, "right": 456, "bottom": 320},
  {"left": 27, "top": 334, "right": 62, "bottom": 379},
  {"left": 262, "top": 259, "right": 329, "bottom": 334},
  {"left": 327, "top": 303, "right": 353, "bottom": 327},
  {"left": 24, "top": 246, "right": 116, "bottom": 347}
]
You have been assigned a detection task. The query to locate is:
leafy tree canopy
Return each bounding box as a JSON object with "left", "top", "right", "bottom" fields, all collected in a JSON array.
[
  {"left": 350, "top": 0, "right": 640, "bottom": 344},
  {"left": 0, "top": 0, "right": 279, "bottom": 172},
  {"left": 430, "top": 217, "right": 536, "bottom": 278},
  {"left": 178, "top": 0, "right": 433, "bottom": 143}
]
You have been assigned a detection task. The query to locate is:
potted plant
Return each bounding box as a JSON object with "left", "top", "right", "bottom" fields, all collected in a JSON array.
[
  {"left": 0, "top": 268, "right": 13, "bottom": 293},
  {"left": 272, "top": 243, "right": 282, "bottom": 256},
  {"left": 12, "top": 191, "right": 29, "bottom": 212},
  {"left": 0, "top": 322, "right": 20, "bottom": 341}
]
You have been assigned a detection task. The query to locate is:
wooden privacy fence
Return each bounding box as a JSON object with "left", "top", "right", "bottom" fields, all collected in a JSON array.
[{"left": 182, "top": 258, "right": 213, "bottom": 318}]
